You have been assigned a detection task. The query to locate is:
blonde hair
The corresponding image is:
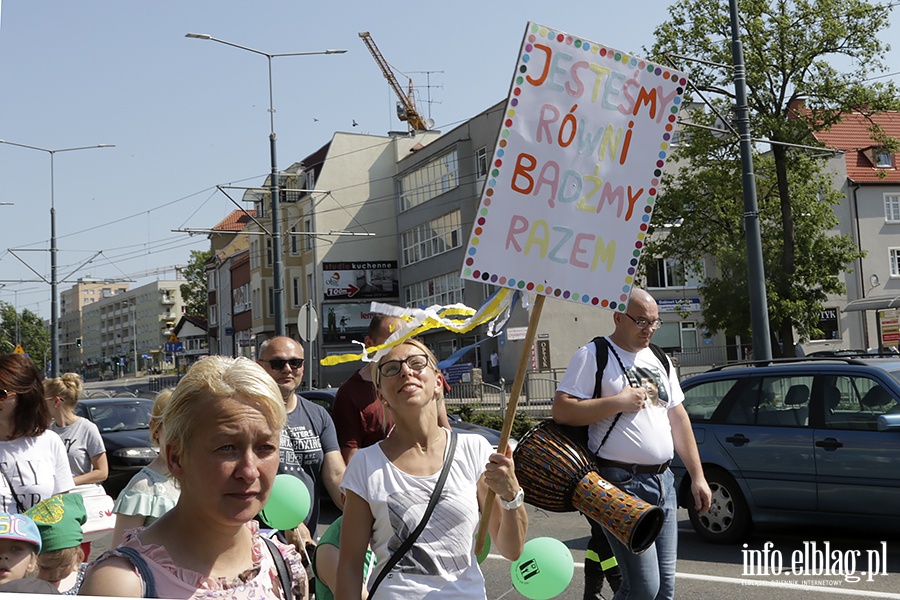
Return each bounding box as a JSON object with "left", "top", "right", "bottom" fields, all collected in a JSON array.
[
  {"left": 371, "top": 338, "right": 439, "bottom": 389},
  {"left": 36, "top": 546, "right": 83, "bottom": 583},
  {"left": 162, "top": 356, "right": 286, "bottom": 461},
  {"left": 149, "top": 388, "right": 174, "bottom": 448},
  {"left": 43, "top": 373, "right": 83, "bottom": 409}
]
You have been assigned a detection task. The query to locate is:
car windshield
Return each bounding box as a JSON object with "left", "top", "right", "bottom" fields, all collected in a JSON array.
[{"left": 85, "top": 401, "right": 152, "bottom": 433}]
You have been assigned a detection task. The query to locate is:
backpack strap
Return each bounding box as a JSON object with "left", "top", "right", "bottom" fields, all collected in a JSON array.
[
  {"left": 115, "top": 546, "right": 157, "bottom": 598},
  {"left": 649, "top": 343, "right": 672, "bottom": 378},
  {"left": 262, "top": 536, "right": 293, "bottom": 599}
]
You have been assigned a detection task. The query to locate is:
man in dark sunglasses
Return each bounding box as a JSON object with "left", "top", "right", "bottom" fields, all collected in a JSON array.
[{"left": 257, "top": 337, "right": 345, "bottom": 542}]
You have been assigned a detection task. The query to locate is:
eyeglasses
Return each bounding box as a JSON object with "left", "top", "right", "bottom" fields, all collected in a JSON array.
[
  {"left": 624, "top": 313, "right": 663, "bottom": 330},
  {"left": 377, "top": 354, "right": 430, "bottom": 378},
  {"left": 262, "top": 358, "right": 304, "bottom": 370}
]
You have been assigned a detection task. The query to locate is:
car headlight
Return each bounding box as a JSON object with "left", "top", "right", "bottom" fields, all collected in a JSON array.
[{"left": 113, "top": 448, "right": 158, "bottom": 459}]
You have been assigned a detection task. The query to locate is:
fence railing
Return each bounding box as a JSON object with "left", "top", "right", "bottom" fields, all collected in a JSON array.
[
  {"left": 148, "top": 375, "right": 183, "bottom": 393},
  {"left": 445, "top": 373, "right": 560, "bottom": 419},
  {"left": 442, "top": 344, "right": 772, "bottom": 416}
]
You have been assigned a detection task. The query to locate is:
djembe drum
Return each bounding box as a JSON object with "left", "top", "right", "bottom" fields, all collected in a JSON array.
[{"left": 513, "top": 420, "right": 664, "bottom": 554}]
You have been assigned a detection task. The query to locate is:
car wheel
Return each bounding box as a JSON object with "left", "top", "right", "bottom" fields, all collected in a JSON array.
[{"left": 688, "top": 467, "right": 751, "bottom": 544}]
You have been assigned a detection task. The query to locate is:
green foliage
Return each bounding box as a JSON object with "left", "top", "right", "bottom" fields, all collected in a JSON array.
[
  {"left": 0, "top": 302, "right": 50, "bottom": 371},
  {"left": 180, "top": 249, "right": 212, "bottom": 318},
  {"left": 453, "top": 404, "right": 538, "bottom": 441},
  {"left": 647, "top": 0, "right": 898, "bottom": 354}
]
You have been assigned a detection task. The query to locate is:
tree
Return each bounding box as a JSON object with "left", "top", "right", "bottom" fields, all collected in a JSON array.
[
  {"left": 1, "top": 302, "right": 50, "bottom": 372},
  {"left": 180, "top": 249, "right": 212, "bottom": 318},
  {"left": 648, "top": 0, "right": 899, "bottom": 356}
]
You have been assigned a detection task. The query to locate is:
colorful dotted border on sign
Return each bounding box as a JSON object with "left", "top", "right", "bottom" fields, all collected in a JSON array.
[{"left": 461, "top": 23, "right": 687, "bottom": 311}]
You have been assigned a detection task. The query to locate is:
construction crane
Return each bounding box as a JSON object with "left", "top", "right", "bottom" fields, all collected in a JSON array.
[{"left": 359, "top": 31, "right": 430, "bottom": 132}]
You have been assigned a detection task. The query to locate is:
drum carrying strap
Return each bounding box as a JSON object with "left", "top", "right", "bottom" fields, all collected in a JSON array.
[
  {"left": 368, "top": 431, "right": 458, "bottom": 597},
  {"left": 593, "top": 337, "right": 671, "bottom": 451}
]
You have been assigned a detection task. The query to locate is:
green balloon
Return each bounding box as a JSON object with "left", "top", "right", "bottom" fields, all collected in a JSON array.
[
  {"left": 510, "top": 537, "right": 574, "bottom": 600},
  {"left": 476, "top": 532, "right": 491, "bottom": 564},
  {"left": 259, "top": 474, "right": 311, "bottom": 530}
]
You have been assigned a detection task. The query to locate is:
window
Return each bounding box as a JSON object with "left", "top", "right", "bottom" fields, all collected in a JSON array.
[
  {"left": 251, "top": 288, "right": 260, "bottom": 319},
  {"left": 290, "top": 226, "right": 299, "bottom": 255},
  {"left": 646, "top": 258, "right": 702, "bottom": 288},
  {"left": 875, "top": 150, "right": 894, "bottom": 168},
  {"left": 404, "top": 273, "right": 465, "bottom": 307},
  {"left": 398, "top": 150, "right": 459, "bottom": 211},
  {"left": 401, "top": 210, "right": 463, "bottom": 266},
  {"left": 713, "top": 375, "right": 813, "bottom": 427},
  {"left": 890, "top": 248, "right": 900, "bottom": 277},
  {"left": 812, "top": 308, "right": 840, "bottom": 340},
  {"left": 885, "top": 194, "right": 900, "bottom": 223},
  {"left": 303, "top": 219, "right": 312, "bottom": 251},
  {"left": 292, "top": 277, "right": 302, "bottom": 308},
  {"left": 265, "top": 239, "right": 273, "bottom": 268},
  {"left": 681, "top": 321, "right": 699, "bottom": 351},
  {"left": 823, "top": 375, "right": 898, "bottom": 431},
  {"left": 475, "top": 147, "right": 488, "bottom": 178},
  {"left": 250, "top": 240, "right": 260, "bottom": 270},
  {"left": 654, "top": 320, "right": 698, "bottom": 353}
]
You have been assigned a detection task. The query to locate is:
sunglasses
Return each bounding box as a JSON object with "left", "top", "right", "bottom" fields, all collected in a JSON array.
[
  {"left": 0, "top": 389, "right": 8, "bottom": 401},
  {"left": 262, "top": 358, "right": 304, "bottom": 370}
]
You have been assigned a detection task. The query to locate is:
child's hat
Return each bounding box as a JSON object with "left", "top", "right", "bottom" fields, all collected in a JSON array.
[
  {"left": 0, "top": 512, "right": 41, "bottom": 553},
  {"left": 25, "top": 494, "right": 86, "bottom": 554}
]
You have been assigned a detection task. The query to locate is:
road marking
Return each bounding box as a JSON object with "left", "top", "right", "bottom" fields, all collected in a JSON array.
[{"left": 487, "top": 556, "right": 900, "bottom": 598}]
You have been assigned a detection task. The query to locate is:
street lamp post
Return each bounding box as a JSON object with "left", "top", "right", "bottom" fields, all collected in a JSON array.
[
  {"left": 0, "top": 140, "right": 114, "bottom": 376},
  {"left": 185, "top": 33, "right": 346, "bottom": 337}
]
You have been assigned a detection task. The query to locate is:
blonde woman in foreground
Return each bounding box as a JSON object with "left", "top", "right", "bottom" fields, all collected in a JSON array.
[
  {"left": 336, "top": 339, "right": 527, "bottom": 599},
  {"left": 80, "top": 356, "right": 308, "bottom": 599}
]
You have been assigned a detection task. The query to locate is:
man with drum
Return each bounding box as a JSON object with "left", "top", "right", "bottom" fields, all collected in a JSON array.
[{"left": 553, "top": 288, "right": 711, "bottom": 600}]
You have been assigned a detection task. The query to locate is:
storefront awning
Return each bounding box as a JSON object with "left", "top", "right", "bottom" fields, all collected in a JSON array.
[{"left": 842, "top": 296, "right": 900, "bottom": 312}]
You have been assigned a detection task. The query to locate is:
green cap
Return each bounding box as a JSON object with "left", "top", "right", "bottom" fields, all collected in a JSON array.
[{"left": 25, "top": 493, "right": 87, "bottom": 554}]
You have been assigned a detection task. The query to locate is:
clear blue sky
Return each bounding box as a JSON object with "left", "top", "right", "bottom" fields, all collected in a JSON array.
[{"left": 1, "top": 1, "right": 896, "bottom": 318}]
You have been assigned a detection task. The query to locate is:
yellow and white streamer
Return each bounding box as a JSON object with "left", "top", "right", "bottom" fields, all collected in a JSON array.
[{"left": 320, "top": 287, "right": 523, "bottom": 366}]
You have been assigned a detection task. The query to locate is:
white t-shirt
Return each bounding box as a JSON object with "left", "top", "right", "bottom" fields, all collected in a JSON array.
[
  {"left": 556, "top": 339, "right": 684, "bottom": 465},
  {"left": 341, "top": 429, "right": 492, "bottom": 599},
  {"left": 51, "top": 417, "right": 106, "bottom": 476},
  {"left": 0, "top": 429, "right": 75, "bottom": 512}
]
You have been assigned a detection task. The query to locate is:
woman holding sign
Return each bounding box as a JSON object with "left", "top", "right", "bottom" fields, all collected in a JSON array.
[
  {"left": 80, "top": 356, "right": 308, "bottom": 599},
  {"left": 336, "top": 339, "right": 527, "bottom": 599}
]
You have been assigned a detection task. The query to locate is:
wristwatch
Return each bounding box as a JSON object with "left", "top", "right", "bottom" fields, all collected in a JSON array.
[{"left": 500, "top": 487, "right": 525, "bottom": 510}]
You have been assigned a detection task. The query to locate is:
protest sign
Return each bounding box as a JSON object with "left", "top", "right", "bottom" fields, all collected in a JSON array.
[{"left": 460, "top": 22, "right": 688, "bottom": 312}]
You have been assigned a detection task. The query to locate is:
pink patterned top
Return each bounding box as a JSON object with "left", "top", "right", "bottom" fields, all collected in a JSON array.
[{"left": 89, "top": 522, "right": 307, "bottom": 599}]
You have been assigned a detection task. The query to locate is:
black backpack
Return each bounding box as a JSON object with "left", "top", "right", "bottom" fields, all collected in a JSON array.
[{"left": 560, "top": 336, "right": 672, "bottom": 451}]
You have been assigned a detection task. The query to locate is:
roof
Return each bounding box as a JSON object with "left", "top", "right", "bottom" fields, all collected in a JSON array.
[
  {"left": 812, "top": 111, "right": 900, "bottom": 183},
  {"left": 212, "top": 210, "right": 256, "bottom": 232},
  {"left": 843, "top": 295, "right": 900, "bottom": 312}
]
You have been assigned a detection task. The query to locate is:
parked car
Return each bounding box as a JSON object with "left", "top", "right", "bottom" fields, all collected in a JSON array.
[
  {"left": 671, "top": 355, "right": 900, "bottom": 543},
  {"left": 299, "top": 388, "right": 515, "bottom": 450},
  {"left": 74, "top": 397, "right": 157, "bottom": 497}
]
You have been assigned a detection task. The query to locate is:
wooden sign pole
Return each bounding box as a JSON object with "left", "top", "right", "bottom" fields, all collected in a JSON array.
[{"left": 474, "top": 294, "right": 545, "bottom": 555}]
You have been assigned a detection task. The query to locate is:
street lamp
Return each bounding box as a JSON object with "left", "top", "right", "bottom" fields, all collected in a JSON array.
[
  {"left": 0, "top": 140, "right": 114, "bottom": 376},
  {"left": 185, "top": 33, "right": 346, "bottom": 336}
]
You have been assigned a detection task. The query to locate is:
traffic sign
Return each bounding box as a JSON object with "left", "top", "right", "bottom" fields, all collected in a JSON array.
[
  {"left": 13, "top": 344, "right": 25, "bottom": 355},
  {"left": 165, "top": 341, "right": 184, "bottom": 353},
  {"left": 297, "top": 303, "right": 319, "bottom": 343},
  {"left": 167, "top": 334, "right": 179, "bottom": 343}
]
